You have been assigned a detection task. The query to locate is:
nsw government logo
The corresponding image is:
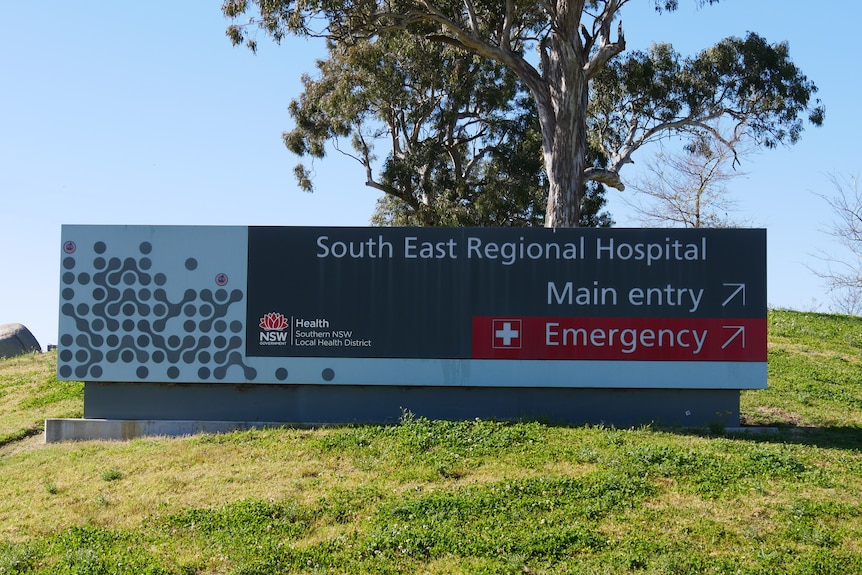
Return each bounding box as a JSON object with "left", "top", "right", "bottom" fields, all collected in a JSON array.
[{"left": 259, "top": 312, "right": 290, "bottom": 345}]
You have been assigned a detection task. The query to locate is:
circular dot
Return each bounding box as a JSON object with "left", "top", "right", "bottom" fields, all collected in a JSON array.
[
  {"left": 275, "top": 368, "right": 288, "bottom": 381},
  {"left": 94, "top": 241, "right": 107, "bottom": 254},
  {"left": 152, "top": 350, "right": 165, "bottom": 363},
  {"left": 184, "top": 288, "right": 196, "bottom": 300},
  {"left": 185, "top": 258, "right": 198, "bottom": 271},
  {"left": 122, "top": 319, "right": 135, "bottom": 331},
  {"left": 167, "top": 367, "right": 180, "bottom": 379},
  {"left": 90, "top": 365, "right": 103, "bottom": 378},
  {"left": 62, "top": 257, "right": 76, "bottom": 270},
  {"left": 139, "top": 257, "right": 152, "bottom": 270},
  {"left": 214, "top": 320, "right": 227, "bottom": 333},
  {"left": 75, "top": 334, "right": 89, "bottom": 346},
  {"left": 139, "top": 242, "right": 152, "bottom": 254},
  {"left": 137, "top": 335, "right": 150, "bottom": 347},
  {"left": 106, "top": 335, "right": 119, "bottom": 347},
  {"left": 75, "top": 366, "right": 88, "bottom": 378},
  {"left": 62, "top": 272, "right": 75, "bottom": 285},
  {"left": 184, "top": 320, "right": 196, "bottom": 332},
  {"left": 78, "top": 272, "right": 91, "bottom": 285},
  {"left": 60, "top": 334, "right": 73, "bottom": 346},
  {"left": 124, "top": 272, "right": 137, "bottom": 286},
  {"left": 183, "top": 304, "right": 196, "bottom": 317},
  {"left": 138, "top": 288, "right": 151, "bottom": 301},
  {"left": 92, "top": 319, "right": 105, "bottom": 331},
  {"left": 198, "top": 351, "right": 211, "bottom": 363},
  {"left": 92, "top": 287, "right": 106, "bottom": 300},
  {"left": 138, "top": 304, "right": 151, "bottom": 315},
  {"left": 154, "top": 273, "right": 167, "bottom": 286},
  {"left": 76, "top": 303, "right": 89, "bottom": 315},
  {"left": 75, "top": 350, "right": 88, "bottom": 362},
  {"left": 108, "top": 257, "right": 121, "bottom": 268},
  {"left": 230, "top": 289, "right": 243, "bottom": 300},
  {"left": 94, "top": 257, "right": 106, "bottom": 270},
  {"left": 139, "top": 274, "right": 151, "bottom": 286},
  {"left": 198, "top": 367, "right": 210, "bottom": 379},
  {"left": 215, "top": 289, "right": 228, "bottom": 302},
  {"left": 322, "top": 368, "right": 335, "bottom": 382},
  {"left": 136, "top": 366, "right": 149, "bottom": 379},
  {"left": 90, "top": 334, "right": 104, "bottom": 346},
  {"left": 121, "top": 350, "right": 134, "bottom": 362},
  {"left": 198, "top": 304, "right": 213, "bottom": 317},
  {"left": 168, "top": 335, "right": 180, "bottom": 348},
  {"left": 153, "top": 304, "right": 167, "bottom": 316},
  {"left": 59, "top": 365, "right": 72, "bottom": 378},
  {"left": 62, "top": 288, "right": 75, "bottom": 301},
  {"left": 214, "top": 336, "right": 227, "bottom": 349},
  {"left": 59, "top": 349, "right": 73, "bottom": 362},
  {"left": 122, "top": 303, "right": 135, "bottom": 316},
  {"left": 230, "top": 321, "right": 243, "bottom": 333}
]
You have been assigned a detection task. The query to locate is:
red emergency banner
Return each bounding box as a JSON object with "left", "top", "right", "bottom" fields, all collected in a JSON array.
[{"left": 472, "top": 316, "right": 766, "bottom": 361}]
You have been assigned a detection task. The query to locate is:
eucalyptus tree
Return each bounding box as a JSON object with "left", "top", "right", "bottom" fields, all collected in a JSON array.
[
  {"left": 285, "top": 33, "right": 613, "bottom": 226},
  {"left": 224, "top": 0, "right": 823, "bottom": 228}
]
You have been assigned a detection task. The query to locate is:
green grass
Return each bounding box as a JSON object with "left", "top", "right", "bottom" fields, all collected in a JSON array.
[
  {"left": 0, "top": 354, "right": 83, "bottom": 448},
  {"left": 0, "top": 309, "right": 861, "bottom": 574}
]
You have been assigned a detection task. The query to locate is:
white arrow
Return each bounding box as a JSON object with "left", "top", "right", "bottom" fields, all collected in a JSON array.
[
  {"left": 722, "top": 283, "right": 746, "bottom": 307},
  {"left": 721, "top": 325, "right": 746, "bottom": 349}
]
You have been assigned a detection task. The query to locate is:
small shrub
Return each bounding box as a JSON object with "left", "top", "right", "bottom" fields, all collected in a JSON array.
[{"left": 101, "top": 468, "right": 123, "bottom": 482}]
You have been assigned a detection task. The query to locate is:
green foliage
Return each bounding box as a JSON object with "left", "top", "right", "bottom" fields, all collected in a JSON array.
[
  {"left": 286, "top": 32, "right": 613, "bottom": 226},
  {"left": 224, "top": 0, "right": 822, "bottom": 228},
  {"left": 590, "top": 32, "right": 823, "bottom": 168},
  {"left": 0, "top": 544, "right": 37, "bottom": 574}
]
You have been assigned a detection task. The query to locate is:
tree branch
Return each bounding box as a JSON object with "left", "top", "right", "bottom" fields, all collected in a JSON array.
[{"left": 584, "top": 166, "right": 625, "bottom": 191}]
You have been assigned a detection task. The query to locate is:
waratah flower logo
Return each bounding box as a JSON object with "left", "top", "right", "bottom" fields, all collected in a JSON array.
[{"left": 259, "top": 312, "right": 288, "bottom": 331}]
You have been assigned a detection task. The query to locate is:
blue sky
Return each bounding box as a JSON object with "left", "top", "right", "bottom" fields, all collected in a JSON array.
[{"left": 1, "top": 1, "right": 859, "bottom": 348}]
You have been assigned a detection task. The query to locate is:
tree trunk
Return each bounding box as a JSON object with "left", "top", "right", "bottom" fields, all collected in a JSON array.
[{"left": 539, "top": 12, "right": 590, "bottom": 229}]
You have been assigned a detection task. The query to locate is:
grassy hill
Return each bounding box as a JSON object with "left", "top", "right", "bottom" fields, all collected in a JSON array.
[{"left": 0, "top": 309, "right": 860, "bottom": 574}]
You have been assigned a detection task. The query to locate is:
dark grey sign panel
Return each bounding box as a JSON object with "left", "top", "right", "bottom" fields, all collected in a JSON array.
[{"left": 246, "top": 227, "right": 765, "bottom": 359}]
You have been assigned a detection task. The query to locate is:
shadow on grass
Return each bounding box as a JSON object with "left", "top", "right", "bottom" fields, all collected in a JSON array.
[
  {"left": 0, "top": 425, "right": 43, "bottom": 449},
  {"left": 726, "top": 425, "right": 862, "bottom": 451},
  {"left": 651, "top": 423, "right": 862, "bottom": 451}
]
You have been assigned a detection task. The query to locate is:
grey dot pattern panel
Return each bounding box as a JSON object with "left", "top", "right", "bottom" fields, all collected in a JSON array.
[{"left": 58, "top": 227, "right": 256, "bottom": 382}]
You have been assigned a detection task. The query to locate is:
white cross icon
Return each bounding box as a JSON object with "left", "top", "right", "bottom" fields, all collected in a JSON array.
[{"left": 495, "top": 321, "right": 520, "bottom": 346}]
